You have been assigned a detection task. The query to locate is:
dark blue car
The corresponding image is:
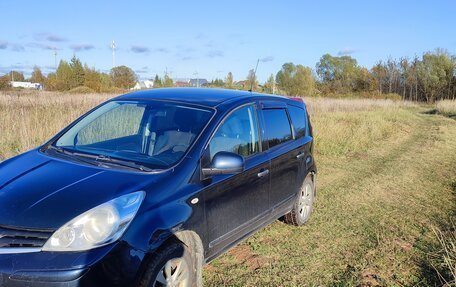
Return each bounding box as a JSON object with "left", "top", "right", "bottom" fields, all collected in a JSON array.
[{"left": 0, "top": 88, "right": 316, "bottom": 287}]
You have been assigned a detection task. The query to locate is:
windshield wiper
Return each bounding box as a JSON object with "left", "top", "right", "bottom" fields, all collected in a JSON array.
[
  {"left": 48, "top": 146, "right": 101, "bottom": 167},
  {"left": 49, "top": 145, "right": 72, "bottom": 155},
  {"left": 48, "top": 146, "right": 152, "bottom": 172},
  {"left": 93, "top": 154, "right": 153, "bottom": 172}
]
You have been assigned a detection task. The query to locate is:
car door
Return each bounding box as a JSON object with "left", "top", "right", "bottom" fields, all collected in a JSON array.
[
  {"left": 287, "top": 104, "right": 314, "bottom": 182},
  {"left": 260, "top": 104, "right": 300, "bottom": 214},
  {"left": 201, "top": 104, "right": 270, "bottom": 256}
]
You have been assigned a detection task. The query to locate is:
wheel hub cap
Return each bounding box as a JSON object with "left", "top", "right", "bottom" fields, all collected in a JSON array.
[
  {"left": 154, "top": 257, "right": 189, "bottom": 287},
  {"left": 298, "top": 183, "right": 313, "bottom": 219}
]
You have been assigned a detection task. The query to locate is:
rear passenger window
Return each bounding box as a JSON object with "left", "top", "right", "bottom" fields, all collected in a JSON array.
[
  {"left": 288, "top": 105, "right": 306, "bottom": 139},
  {"left": 263, "top": 109, "right": 293, "bottom": 148}
]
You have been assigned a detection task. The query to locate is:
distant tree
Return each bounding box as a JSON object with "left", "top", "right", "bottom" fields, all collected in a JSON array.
[
  {"left": 385, "top": 57, "right": 400, "bottom": 94},
  {"left": 316, "top": 54, "right": 359, "bottom": 92},
  {"left": 406, "top": 57, "right": 420, "bottom": 101},
  {"left": 399, "top": 57, "right": 409, "bottom": 99},
  {"left": 69, "top": 56, "right": 85, "bottom": 88},
  {"left": 263, "top": 74, "right": 276, "bottom": 94},
  {"left": 110, "top": 66, "right": 137, "bottom": 89},
  {"left": 276, "top": 63, "right": 294, "bottom": 93},
  {"left": 417, "top": 50, "right": 454, "bottom": 102},
  {"left": 245, "top": 69, "right": 258, "bottom": 91},
  {"left": 84, "top": 65, "right": 102, "bottom": 92},
  {"left": 56, "top": 60, "right": 73, "bottom": 90},
  {"left": 371, "top": 61, "right": 388, "bottom": 93},
  {"left": 354, "top": 67, "right": 375, "bottom": 92},
  {"left": 99, "top": 73, "right": 114, "bottom": 92},
  {"left": 210, "top": 78, "right": 225, "bottom": 88},
  {"left": 153, "top": 74, "right": 162, "bottom": 88},
  {"left": 162, "top": 74, "right": 174, "bottom": 87},
  {"left": 9, "top": 71, "right": 25, "bottom": 82},
  {"left": 225, "top": 72, "right": 234, "bottom": 89},
  {"left": 276, "top": 63, "right": 315, "bottom": 96},
  {"left": 30, "top": 66, "right": 46, "bottom": 84},
  {"left": 0, "top": 74, "right": 10, "bottom": 90},
  {"left": 45, "top": 73, "right": 58, "bottom": 91}
]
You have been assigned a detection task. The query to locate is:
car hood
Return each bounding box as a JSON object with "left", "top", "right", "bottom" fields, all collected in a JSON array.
[{"left": 0, "top": 150, "right": 161, "bottom": 230}]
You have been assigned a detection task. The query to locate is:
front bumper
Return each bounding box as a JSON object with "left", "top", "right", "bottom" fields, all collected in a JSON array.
[{"left": 0, "top": 242, "right": 146, "bottom": 287}]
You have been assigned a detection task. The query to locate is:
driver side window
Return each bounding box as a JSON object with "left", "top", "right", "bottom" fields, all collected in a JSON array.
[{"left": 209, "top": 105, "right": 260, "bottom": 160}]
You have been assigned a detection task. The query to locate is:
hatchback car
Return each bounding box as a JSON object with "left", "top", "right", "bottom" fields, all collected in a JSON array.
[{"left": 0, "top": 88, "right": 316, "bottom": 287}]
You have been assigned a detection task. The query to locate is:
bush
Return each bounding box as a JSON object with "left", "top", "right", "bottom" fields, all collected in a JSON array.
[
  {"left": 68, "top": 86, "right": 96, "bottom": 94},
  {"left": 0, "top": 75, "right": 10, "bottom": 90}
]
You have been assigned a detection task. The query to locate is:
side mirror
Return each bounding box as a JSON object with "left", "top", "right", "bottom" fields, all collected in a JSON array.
[{"left": 202, "top": 151, "right": 245, "bottom": 177}]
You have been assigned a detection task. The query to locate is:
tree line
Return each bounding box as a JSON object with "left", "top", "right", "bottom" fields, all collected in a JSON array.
[
  {"left": 0, "top": 56, "right": 139, "bottom": 93},
  {"left": 1, "top": 49, "right": 455, "bottom": 102}
]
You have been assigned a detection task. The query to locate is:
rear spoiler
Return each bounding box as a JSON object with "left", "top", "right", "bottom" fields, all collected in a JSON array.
[
  {"left": 286, "top": 97, "right": 304, "bottom": 103},
  {"left": 286, "top": 96, "right": 307, "bottom": 109}
]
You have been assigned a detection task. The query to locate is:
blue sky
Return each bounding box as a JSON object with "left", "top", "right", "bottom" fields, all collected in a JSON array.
[{"left": 0, "top": 0, "right": 455, "bottom": 82}]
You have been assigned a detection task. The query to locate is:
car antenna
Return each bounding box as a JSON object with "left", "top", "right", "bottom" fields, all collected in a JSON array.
[{"left": 248, "top": 59, "right": 260, "bottom": 92}]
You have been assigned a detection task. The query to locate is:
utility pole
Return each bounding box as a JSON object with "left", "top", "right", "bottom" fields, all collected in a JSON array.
[
  {"left": 272, "top": 79, "right": 276, "bottom": 95},
  {"left": 111, "top": 41, "right": 116, "bottom": 68},
  {"left": 249, "top": 59, "right": 260, "bottom": 92},
  {"left": 11, "top": 71, "right": 14, "bottom": 82},
  {"left": 54, "top": 48, "right": 57, "bottom": 70},
  {"left": 193, "top": 71, "right": 199, "bottom": 87}
]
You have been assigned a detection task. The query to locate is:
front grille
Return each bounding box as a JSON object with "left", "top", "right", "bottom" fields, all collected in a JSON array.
[{"left": 0, "top": 225, "right": 54, "bottom": 248}]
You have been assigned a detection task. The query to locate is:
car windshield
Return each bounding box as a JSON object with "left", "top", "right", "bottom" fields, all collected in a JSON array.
[{"left": 51, "top": 100, "right": 213, "bottom": 170}]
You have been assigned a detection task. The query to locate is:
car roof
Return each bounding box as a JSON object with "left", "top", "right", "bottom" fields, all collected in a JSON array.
[{"left": 115, "top": 88, "right": 296, "bottom": 108}]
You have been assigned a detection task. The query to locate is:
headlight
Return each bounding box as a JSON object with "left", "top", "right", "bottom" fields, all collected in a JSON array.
[{"left": 42, "top": 191, "right": 145, "bottom": 252}]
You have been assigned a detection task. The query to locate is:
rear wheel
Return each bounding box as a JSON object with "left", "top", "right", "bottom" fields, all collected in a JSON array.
[
  {"left": 284, "top": 175, "right": 315, "bottom": 226},
  {"left": 139, "top": 241, "right": 196, "bottom": 287}
]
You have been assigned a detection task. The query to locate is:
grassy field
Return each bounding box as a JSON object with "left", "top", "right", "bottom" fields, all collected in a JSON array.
[{"left": 1, "top": 91, "right": 455, "bottom": 286}]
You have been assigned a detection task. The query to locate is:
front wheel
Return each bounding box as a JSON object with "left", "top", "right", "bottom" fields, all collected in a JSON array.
[
  {"left": 139, "top": 241, "right": 197, "bottom": 287},
  {"left": 284, "top": 174, "right": 315, "bottom": 226}
]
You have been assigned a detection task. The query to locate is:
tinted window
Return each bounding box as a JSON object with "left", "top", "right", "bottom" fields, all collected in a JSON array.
[
  {"left": 209, "top": 105, "right": 260, "bottom": 159},
  {"left": 288, "top": 105, "right": 306, "bottom": 139},
  {"left": 263, "top": 109, "right": 292, "bottom": 148}
]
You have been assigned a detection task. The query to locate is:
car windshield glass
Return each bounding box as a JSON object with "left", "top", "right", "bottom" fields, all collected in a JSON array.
[{"left": 52, "top": 100, "right": 213, "bottom": 170}]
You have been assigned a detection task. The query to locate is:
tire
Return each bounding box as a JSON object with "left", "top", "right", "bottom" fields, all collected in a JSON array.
[
  {"left": 139, "top": 241, "right": 198, "bottom": 287},
  {"left": 284, "top": 174, "right": 315, "bottom": 226}
]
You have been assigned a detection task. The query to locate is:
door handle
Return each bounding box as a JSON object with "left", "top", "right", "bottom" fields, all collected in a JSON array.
[
  {"left": 257, "top": 169, "right": 270, "bottom": 178},
  {"left": 296, "top": 152, "right": 305, "bottom": 159}
]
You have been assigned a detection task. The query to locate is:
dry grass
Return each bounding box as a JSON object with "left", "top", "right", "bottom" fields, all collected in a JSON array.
[
  {"left": 304, "top": 97, "right": 416, "bottom": 114},
  {"left": 431, "top": 224, "right": 456, "bottom": 286},
  {"left": 437, "top": 99, "right": 456, "bottom": 117},
  {"left": 0, "top": 91, "right": 115, "bottom": 160},
  {"left": 0, "top": 91, "right": 416, "bottom": 160}
]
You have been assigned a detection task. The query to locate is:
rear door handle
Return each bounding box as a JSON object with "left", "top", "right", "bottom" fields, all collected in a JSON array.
[
  {"left": 296, "top": 152, "right": 305, "bottom": 159},
  {"left": 257, "top": 169, "right": 270, "bottom": 178}
]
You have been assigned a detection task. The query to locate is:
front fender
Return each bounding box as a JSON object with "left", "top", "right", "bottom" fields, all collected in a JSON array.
[
  {"left": 121, "top": 179, "right": 206, "bottom": 253},
  {"left": 122, "top": 201, "right": 192, "bottom": 252}
]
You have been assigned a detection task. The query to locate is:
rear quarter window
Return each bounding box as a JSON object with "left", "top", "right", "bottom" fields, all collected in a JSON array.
[
  {"left": 288, "top": 105, "right": 306, "bottom": 139},
  {"left": 263, "top": 109, "right": 293, "bottom": 148}
]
